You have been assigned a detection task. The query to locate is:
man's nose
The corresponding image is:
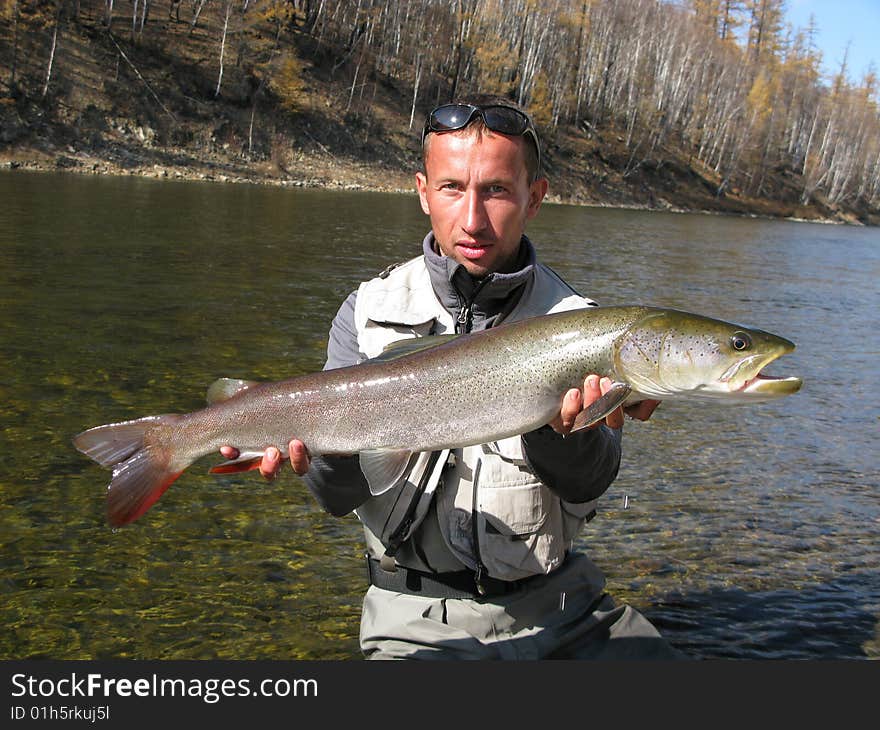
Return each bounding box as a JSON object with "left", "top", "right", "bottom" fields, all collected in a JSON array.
[{"left": 462, "top": 189, "right": 488, "bottom": 235}]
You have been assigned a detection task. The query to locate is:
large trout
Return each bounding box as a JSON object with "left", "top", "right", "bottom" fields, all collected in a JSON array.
[{"left": 74, "top": 306, "right": 802, "bottom": 526}]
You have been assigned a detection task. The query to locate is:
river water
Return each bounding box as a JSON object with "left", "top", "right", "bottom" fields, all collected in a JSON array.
[{"left": 1, "top": 170, "right": 878, "bottom": 660}]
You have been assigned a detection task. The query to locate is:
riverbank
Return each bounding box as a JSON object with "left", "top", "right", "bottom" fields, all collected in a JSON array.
[
  {"left": 2, "top": 7, "right": 878, "bottom": 227},
  {"left": 0, "top": 145, "right": 413, "bottom": 193},
  {"left": 4, "top": 142, "right": 872, "bottom": 227}
]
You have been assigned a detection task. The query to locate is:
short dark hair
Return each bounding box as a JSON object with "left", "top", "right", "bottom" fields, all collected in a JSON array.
[{"left": 421, "top": 95, "right": 542, "bottom": 182}]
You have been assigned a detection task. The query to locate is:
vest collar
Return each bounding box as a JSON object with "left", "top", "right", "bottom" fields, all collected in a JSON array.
[{"left": 421, "top": 233, "right": 537, "bottom": 331}]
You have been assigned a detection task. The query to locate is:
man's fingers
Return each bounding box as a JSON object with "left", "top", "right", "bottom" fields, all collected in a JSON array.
[
  {"left": 289, "top": 439, "right": 311, "bottom": 476},
  {"left": 584, "top": 374, "right": 601, "bottom": 399},
  {"left": 600, "top": 377, "right": 625, "bottom": 429},
  {"left": 552, "top": 374, "right": 651, "bottom": 435},
  {"left": 260, "top": 446, "right": 282, "bottom": 479},
  {"left": 578, "top": 375, "right": 607, "bottom": 431},
  {"left": 219, "top": 445, "right": 239, "bottom": 460},
  {"left": 220, "top": 443, "right": 309, "bottom": 478},
  {"left": 558, "top": 388, "right": 582, "bottom": 433}
]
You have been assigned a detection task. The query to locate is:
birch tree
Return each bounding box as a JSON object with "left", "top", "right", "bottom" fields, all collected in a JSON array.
[
  {"left": 41, "top": 0, "right": 66, "bottom": 99},
  {"left": 214, "top": 0, "right": 233, "bottom": 97}
]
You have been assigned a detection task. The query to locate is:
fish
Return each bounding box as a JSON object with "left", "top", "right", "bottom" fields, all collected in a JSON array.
[{"left": 73, "top": 306, "right": 802, "bottom": 527}]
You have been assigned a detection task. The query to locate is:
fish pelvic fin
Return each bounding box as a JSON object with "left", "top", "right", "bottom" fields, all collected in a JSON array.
[
  {"left": 73, "top": 415, "right": 188, "bottom": 527},
  {"left": 359, "top": 449, "right": 415, "bottom": 495},
  {"left": 570, "top": 382, "right": 632, "bottom": 432}
]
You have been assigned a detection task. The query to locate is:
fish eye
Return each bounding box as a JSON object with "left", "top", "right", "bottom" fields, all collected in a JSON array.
[{"left": 731, "top": 332, "right": 752, "bottom": 351}]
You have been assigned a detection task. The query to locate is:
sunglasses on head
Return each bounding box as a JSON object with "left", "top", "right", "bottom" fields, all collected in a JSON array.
[{"left": 422, "top": 103, "right": 541, "bottom": 177}]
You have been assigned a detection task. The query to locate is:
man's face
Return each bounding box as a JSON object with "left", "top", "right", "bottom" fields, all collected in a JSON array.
[{"left": 415, "top": 129, "right": 548, "bottom": 277}]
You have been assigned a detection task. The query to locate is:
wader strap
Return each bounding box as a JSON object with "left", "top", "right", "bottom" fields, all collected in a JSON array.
[{"left": 379, "top": 450, "right": 444, "bottom": 572}]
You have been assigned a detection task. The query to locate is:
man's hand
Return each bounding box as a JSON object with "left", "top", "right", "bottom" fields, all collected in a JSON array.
[
  {"left": 549, "top": 375, "right": 661, "bottom": 435},
  {"left": 219, "top": 440, "right": 311, "bottom": 479}
]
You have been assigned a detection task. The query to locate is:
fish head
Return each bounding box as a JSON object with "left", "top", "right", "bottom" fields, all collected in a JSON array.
[{"left": 614, "top": 309, "right": 803, "bottom": 401}]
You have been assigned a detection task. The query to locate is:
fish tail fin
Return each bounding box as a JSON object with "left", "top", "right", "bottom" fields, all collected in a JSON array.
[{"left": 73, "top": 415, "right": 189, "bottom": 527}]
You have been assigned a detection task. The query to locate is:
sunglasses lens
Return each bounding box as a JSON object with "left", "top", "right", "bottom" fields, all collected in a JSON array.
[
  {"left": 429, "top": 105, "right": 477, "bottom": 131},
  {"left": 481, "top": 107, "right": 529, "bottom": 135}
]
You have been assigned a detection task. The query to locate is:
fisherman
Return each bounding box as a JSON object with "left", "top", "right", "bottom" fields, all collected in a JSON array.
[{"left": 222, "top": 95, "right": 680, "bottom": 659}]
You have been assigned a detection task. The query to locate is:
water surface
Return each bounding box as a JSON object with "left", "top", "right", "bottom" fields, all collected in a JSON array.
[{"left": 1, "top": 171, "right": 877, "bottom": 659}]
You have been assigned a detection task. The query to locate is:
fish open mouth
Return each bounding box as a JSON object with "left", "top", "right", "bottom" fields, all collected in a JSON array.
[
  {"left": 720, "top": 346, "right": 802, "bottom": 399},
  {"left": 739, "top": 372, "right": 803, "bottom": 396}
]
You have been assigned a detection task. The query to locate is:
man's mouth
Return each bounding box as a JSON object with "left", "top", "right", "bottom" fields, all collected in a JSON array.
[{"left": 457, "top": 242, "right": 492, "bottom": 259}]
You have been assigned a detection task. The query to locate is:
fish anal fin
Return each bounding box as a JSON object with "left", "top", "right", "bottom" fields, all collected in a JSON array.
[
  {"left": 571, "top": 382, "right": 632, "bottom": 432},
  {"left": 209, "top": 457, "right": 264, "bottom": 474},
  {"left": 359, "top": 449, "right": 414, "bottom": 495},
  {"left": 208, "top": 449, "right": 269, "bottom": 474}
]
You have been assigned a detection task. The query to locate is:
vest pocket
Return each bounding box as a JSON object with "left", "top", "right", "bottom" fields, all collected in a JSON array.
[{"left": 476, "top": 481, "right": 566, "bottom": 581}]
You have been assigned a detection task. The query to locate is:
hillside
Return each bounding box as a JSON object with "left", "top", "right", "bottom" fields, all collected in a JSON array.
[{"left": 1, "top": 4, "right": 877, "bottom": 226}]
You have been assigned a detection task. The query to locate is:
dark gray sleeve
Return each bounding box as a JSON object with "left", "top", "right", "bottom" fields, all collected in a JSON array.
[
  {"left": 520, "top": 424, "right": 622, "bottom": 503},
  {"left": 323, "top": 290, "right": 365, "bottom": 370},
  {"left": 302, "top": 291, "right": 372, "bottom": 517}
]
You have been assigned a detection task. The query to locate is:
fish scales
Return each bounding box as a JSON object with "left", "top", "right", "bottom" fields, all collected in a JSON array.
[{"left": 177, "top": 307, "right": 640, "bottom": 457}]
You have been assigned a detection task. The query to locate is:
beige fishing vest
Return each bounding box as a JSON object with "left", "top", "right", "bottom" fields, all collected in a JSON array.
[{"left": 353, "top": 255, "right": 600, "bottom": 581}]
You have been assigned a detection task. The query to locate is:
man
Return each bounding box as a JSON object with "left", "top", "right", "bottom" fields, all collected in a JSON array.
[{"left": 223, "top": 96, "right": 679, "bottom": 659}]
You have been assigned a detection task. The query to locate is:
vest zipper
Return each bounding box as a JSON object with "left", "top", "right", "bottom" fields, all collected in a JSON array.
[
  {"left": 454, "top": 277, "right": 490, "bottom": 335},
  {"left": 455, "top": 303, "right": 471, "bottom": 334}
]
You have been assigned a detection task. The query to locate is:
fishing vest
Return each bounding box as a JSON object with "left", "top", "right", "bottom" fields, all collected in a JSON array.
[{"left": 353, "top": 255, "right": 600, "bottom": 581}]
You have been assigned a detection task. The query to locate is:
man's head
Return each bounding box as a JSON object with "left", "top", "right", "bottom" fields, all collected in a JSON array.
[
  {"left": 421, "top": 96, "right": 542, "bottom": 183},
  {"left": 416, "top": 96, "right": 548, "bottom": 277}
]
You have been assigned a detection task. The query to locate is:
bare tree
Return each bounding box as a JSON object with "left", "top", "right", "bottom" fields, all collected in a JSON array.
[
  {"left": 42, "top": 1, "right": 66, "bottom": 99},
  {"left": 215, "top": 0, "right": 234, "bottom": 97}
]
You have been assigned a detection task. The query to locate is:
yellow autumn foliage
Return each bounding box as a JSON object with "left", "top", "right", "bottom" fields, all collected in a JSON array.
[
  {"left": 528, "top": 72, "right": 553, "bottom": 129},
  {"left": 271, "top": 52, "right": 307, "bottom": 114},
  {"left": 746, "top": 70, "right": 777, "bottom": 126}
]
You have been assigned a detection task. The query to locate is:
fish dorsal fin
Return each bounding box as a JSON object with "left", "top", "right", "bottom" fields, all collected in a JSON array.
[
  {"left": 359, "top": 449, "right": 415, "bottom": 495},
  {"left": 570, "top": 382, "right": 632, "bottom": 432},
  {"left": 368, "top": 334, "right": 459, "bottom": 364},
  {"left": 206, "top": 378, "right": 260, "bottom": 405}
]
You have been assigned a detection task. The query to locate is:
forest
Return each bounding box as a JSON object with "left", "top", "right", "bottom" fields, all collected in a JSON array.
[{"left": 1, "top": 0, "right": 879, "bottom": 223}]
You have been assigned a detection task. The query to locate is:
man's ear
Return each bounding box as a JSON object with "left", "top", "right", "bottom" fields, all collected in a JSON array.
[
  {"left": 415, "top": 171, "right": 431, "bottom": 215},
  {"left": 527, "top": 176, "right": 549, "bottom": 219}
]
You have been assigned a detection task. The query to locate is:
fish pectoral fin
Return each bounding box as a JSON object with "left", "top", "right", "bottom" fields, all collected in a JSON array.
[
  {"left": 209, "top": 450, "right": 267, "bottom": 474},
  {"left": 359, "top": 449, "right": 415, "bottom": 495},
  {"left": 570, "top": 382, "right": 632, "bottom": 432},
  {"left": 206, "top": 378, "right": 261, "bottom": 405}
]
